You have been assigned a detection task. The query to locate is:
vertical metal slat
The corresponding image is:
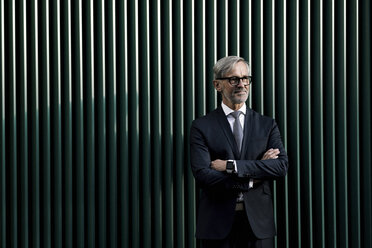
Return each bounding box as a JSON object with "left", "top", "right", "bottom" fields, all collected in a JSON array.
[
  {"left": 335, "top": 0, "right": 349, "bottom": 247},
  {"left": 94, "top": 0, "right": 107, "bottom": 246},
  {"left": 71, "top": 0, "right": 85, "bottom": 246},
  {"left": 173, "top": 0, "right": 185, "bottom": 247},
  {"left": 0, "top": 0, "right": 5, "bottom": 245},
  {"left": 49, "top": 0, "right": 62, "bottom": 246},
  {"left": 324, "top": 0, "right": 337, "bottom": 247},
  {"left": 274, "top": 0, "right": 289, "bottom": 247},
  {"left": 17, "top": 0, "right": 29, "bottom": 246},
  {"left": 347, "top": 0, "right": 361, "bottom": 247},
  {"left": 128, "top": 0, "right": 140, "bottom": 247},
  {"left": 116, "top": 0, "right": 129, "bottom": 247},
  {"left": 299, "top": 0, "right": 313, "bottom": 247},
  {"left": 311, "top": 0, "right": 326, "bottom": 247},
  {"left": 184, "top": 0, "right": 196, "bottom": 247},
  {"left": 161, "top": 0, "right": 174, "bottom": 247},
  {"left": 39, "top": 0, "right": 52, "bottom": 246},
  {"left": 28, "top": 0, "right": 41, "bottom": 246},
  {"left": 106, "top": 0, "right": 117, "bottom": 246},
  {"left": 61, "top": 0, "right": 73, "bottom": 245},
  {"left": 83, "top": 0, "right": 95, "bottom": 246},
  {"left": 149, "top": 1, "right": 162, "bottom": 247},
  {"left": 359, "top": 1, "right": 372, "bottom": 247},
  {"left": 138, "top": 1, "right": 151, "bottom": 247}
]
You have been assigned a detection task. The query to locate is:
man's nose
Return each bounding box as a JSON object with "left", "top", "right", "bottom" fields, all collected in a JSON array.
[{"left": 237, "top": 79, "right": 245, "bottom": 87}]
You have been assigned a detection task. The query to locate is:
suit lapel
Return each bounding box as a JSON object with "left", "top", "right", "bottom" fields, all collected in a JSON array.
[
  {"left": 215, "top": 106, "right": 240, "bottom": 159},
  {"left": 240, "top": 108, "right": 253, "bottom": 159}
]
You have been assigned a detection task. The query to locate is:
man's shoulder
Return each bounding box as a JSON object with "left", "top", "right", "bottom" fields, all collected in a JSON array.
[
  {"left": 247, "top": 109, "right": 276, "bottom": 128},
  {"left": 191, "top": 108, "right": 221, "bottom": 127},
  {"left": 249, "top": 109, "right": 274, "bottom": 121}
]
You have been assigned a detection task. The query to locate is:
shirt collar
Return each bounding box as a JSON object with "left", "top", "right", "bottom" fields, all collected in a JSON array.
[{"left": 221, "top": 102, "right": 247, "bottom": 116}]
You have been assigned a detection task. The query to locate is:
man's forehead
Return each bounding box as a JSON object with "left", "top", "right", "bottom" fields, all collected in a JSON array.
[{"left": 226, "top": 62, "right": 249, "bottom": 75}]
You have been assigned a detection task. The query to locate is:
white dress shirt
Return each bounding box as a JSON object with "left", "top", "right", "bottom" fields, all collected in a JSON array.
[{"left": 221, "top": 102, "right": 246, "bottom": 132}]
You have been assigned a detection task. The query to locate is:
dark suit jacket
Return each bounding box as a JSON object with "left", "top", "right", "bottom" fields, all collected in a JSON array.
[{"left": 190, "top": 105, "right": 288, "bottom": 240}]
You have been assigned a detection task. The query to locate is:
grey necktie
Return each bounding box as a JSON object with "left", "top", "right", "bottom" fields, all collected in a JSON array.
[
  {"left": 231, "top": 111, "right": 245, "bottom": 202},
  {"left": 230, "top": 111, "right": 243, "bottom": 152}
]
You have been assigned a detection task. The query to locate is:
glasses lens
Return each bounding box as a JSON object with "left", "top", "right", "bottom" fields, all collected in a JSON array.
[
  {"left": 241, "top": 76, "right": 249, "bottom": 83},
  {"left": 229, "top": 77, "right": 239, "bottom": 86},
  {"left": 228, "top": 76, "right": 250, "bottom": 86}
]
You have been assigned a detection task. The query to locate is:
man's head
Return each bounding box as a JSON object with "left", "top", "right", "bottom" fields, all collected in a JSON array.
[{"left": 213, "top": 56, "right": 251, "bottom": 110}]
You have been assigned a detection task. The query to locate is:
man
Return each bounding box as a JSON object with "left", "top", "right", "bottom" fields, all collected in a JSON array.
[{"left": 190, "top": 56, "right": 288, "bottom": 248}]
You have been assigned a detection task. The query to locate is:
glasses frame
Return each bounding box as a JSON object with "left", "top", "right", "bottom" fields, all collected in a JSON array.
[{"left": 216, "top": 76, "right": 252, "bottom": 87}]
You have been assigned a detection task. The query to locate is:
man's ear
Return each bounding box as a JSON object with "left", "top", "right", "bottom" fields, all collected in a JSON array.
[{"left": 213, "top": 80, "right": 222, "bottom": 92}]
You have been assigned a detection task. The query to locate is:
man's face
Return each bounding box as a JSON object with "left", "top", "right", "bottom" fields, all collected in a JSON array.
[{"left": 217, "top": 61, "right": 250, "bottom": 107}]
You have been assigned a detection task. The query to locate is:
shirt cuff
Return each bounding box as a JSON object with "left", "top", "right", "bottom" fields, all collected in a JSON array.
[
  {"left": 249, "top": 179, "right": 254, "bottom": 188},
  {"left": 234, "top": 160, "right": 254, "bottom": 188}
]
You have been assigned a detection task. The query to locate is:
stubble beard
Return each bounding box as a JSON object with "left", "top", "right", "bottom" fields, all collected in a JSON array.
[{"left": 223, "top": 89, "right": 248, "bottom": 105}]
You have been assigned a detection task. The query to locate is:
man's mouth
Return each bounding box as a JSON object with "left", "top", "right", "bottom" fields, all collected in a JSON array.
[{"left": 234, "top": 91, "right": 247, "bottom": 94}]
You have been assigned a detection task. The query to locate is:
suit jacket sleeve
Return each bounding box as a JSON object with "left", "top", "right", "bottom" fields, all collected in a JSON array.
[
  {"left": 190, "top": 121, "right": 236, "bottom": 190},
  {"left": 236, "top": 120, "right": 288, "bottom": 179}
]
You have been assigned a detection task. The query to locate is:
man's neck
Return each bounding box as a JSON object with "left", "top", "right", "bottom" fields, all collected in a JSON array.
[{"left": 222, "top": 100, "right": 244, "bottom": 111}]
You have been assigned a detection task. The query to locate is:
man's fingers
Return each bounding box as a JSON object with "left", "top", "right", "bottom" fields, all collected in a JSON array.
[
  {"left": 267, "top": 148, "right": 280, "bottom": 155},
  {"left": 261, "top": 148, "right": 280, "bottom": 160}
]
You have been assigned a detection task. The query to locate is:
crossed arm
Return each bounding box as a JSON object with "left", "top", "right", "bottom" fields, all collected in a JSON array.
[
  {"left": 210, "top": 148, "right": 281, "bottom": 172},
  {"left": 190, "top": 120, "right": 288, "bottom": 190}
]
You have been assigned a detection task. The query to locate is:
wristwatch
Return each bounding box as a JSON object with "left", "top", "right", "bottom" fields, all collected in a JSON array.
[{"left": 226, "top": 160, "right": 235, "bottom": 174}]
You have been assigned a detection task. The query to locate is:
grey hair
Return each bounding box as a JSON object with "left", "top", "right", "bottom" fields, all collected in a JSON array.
[{"left": 213, "top": 56, "right": 250, "bottom": 79}]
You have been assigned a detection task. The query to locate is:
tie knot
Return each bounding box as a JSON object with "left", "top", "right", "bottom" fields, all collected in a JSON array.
[{"left": 230, "top": 111, "right": 242, "bottom": 119}]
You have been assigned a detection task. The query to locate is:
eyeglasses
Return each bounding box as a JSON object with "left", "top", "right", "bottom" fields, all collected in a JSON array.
[{"left": 216, "top": 76, "right": 252, "bottom": 86}]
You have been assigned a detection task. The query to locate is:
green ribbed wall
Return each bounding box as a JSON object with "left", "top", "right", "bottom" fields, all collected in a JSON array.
[{"left": 0, "top": 0, "right": 371, "bottom": 247}]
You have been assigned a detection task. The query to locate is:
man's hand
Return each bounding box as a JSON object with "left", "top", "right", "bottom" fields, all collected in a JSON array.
[
  {"left": 210, "top": 159, "right": 227, "bottom": 171},
  {"left": 261, "top": 148, "right": 280, "bottom": 160}
]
